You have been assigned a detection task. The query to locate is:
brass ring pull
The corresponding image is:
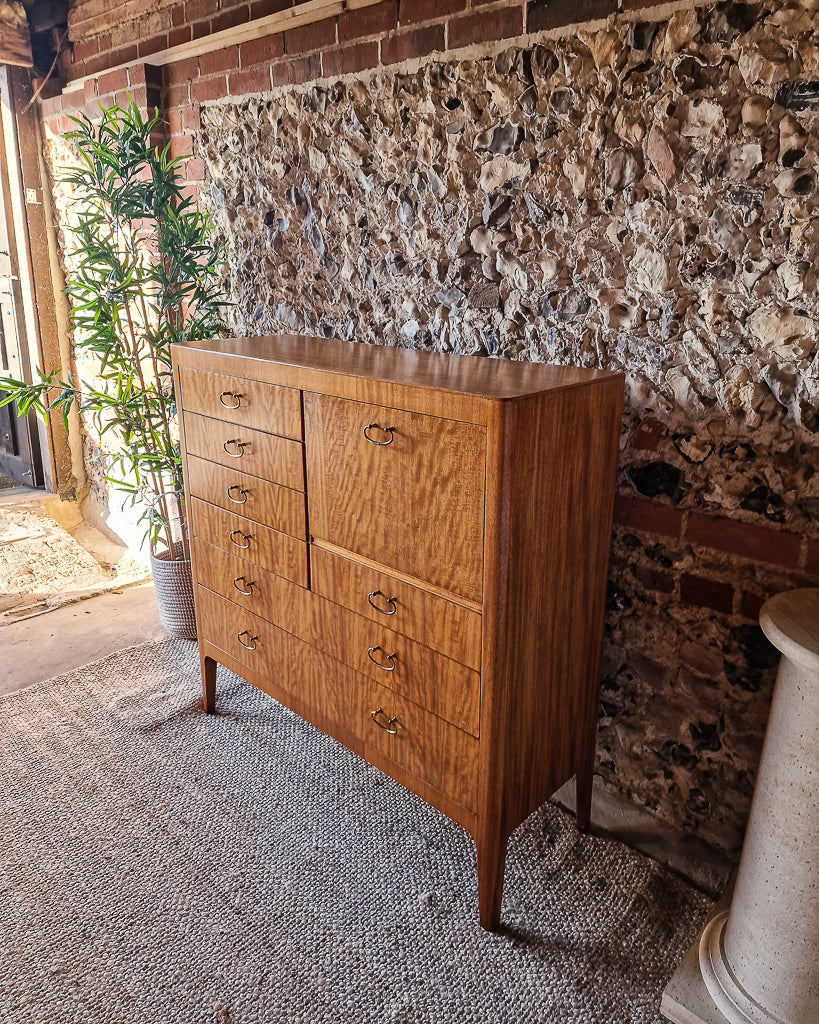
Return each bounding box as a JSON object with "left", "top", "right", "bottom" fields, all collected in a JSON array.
[
  {"left": 229, "top": 529, "right": 251, "bottom": 549},
  {"left": 223, "top": 438, "right": 246, "bottom": 458},
  {"left": 233, "top": 576, "right": 254, "bottom": 596},
  {"left": 363, "top": 423, "right": 394, "bottom": 446},
  {"left": 227, "top": 485, "right": 249, "bottom": 504},
  {"left": 367, "top": 590, "right": 397, "bottom": 616},
  {"left": 237, "top": 630, "right": 258, "bottom": 650},
  {"left": 219, "top": 391, "right": 242, "bottom": 409},
  {"left": 370, "top": 707, "right": 398, "bottom": 734},
  {"left": 367, "top": 645, "right": 396, "bottom": 671}
]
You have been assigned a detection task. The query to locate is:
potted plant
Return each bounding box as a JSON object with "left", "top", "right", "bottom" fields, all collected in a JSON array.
[{"left": 0, "top": 100, "right": 224, "bottom": 637}]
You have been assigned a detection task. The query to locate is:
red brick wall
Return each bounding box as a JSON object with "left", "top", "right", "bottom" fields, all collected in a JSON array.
[{"left": 61, "top": 0, "right": 648, "bottom": 83}]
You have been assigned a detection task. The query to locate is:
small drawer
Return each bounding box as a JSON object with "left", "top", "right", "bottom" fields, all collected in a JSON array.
[
  {"left": 196, "top": 586, "right": 361, "bottom": 732},
  {"left": 363, "top": 682, "right": 478, "bottom": 814},
  {"left": 309, "top": 595, "right": 480, "bottom": 737},
  {"left": 190, "top": 540, "right": 302, "bottom": 627},
  {"left": 179, "top": 366, "right": 302, "bottom": 440},
  {"left": 183, "top": 413, "right": 304, "bottom": 491},
  {"left": 189, "top": 497, "right": 307, "bottom": 587},
  {"left": 186, "top": 455, "right": 306, "bottom": 538},
  {"left": 311, "top": 546, "right": 481, "bottom": 671}
]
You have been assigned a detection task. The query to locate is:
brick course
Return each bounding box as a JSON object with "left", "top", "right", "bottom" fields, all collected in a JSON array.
[{"left": 686, "top": 513, "right": 801, "bottom": 569}]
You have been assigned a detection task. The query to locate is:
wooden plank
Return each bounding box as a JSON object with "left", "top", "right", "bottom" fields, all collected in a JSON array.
[{"left": 0, "top": 23, "right": 32, "bottom": 69}]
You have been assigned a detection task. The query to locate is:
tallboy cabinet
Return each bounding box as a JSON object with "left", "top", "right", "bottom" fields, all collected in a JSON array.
[{"left": 172, "top": 335, "right": 623, "bottom": 930}]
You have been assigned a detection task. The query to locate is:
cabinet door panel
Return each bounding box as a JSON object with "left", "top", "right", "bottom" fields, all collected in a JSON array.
[{"left": 304, "top": 394, "right": 485, "bottom": 603}]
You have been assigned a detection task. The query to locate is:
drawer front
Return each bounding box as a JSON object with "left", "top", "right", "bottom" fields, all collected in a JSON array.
[
  {"left": 186, "top": 455, "right": 306, "bottom": 538},
  {"left": 309, "top": 593, "right": 480, "bottom": 738},
  {"left": 304, "top": 394, "right": 486, "bottom": 604},
  {"left": 191, "top": 540, "right": 301, "bottom": 625},
  {"left": 184, "top": 412, "right": 304, "bottom": 491},
  {"left": 190, "top": 540, "right": 479, "bottom": 736},
  {"left": 363, "top": 682, "right": 478, "bottom": 814},
  {"left": 311, "top": 545, "right": 481, "bottom": 672},
  {"left": 196, "top": 586, "right": 360, "bottom": 731},
  {"left": 179, "top": 365, "right": 302, "bottom": 440},
  {"left": 190, "top": 497, "right": 307, "bottom": 587}
]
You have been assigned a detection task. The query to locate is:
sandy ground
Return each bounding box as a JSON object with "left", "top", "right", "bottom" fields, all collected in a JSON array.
[{"left": 0, "top": 489, "right": 149, "bottom": 621}]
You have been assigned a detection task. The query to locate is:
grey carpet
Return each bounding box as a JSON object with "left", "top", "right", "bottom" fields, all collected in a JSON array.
[{"left": 0, "top": 639, "right": 711, "bottom": 1023}]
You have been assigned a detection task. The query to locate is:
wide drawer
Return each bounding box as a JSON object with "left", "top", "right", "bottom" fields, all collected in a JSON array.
[
  {"left": 186, "top": 455, "right": 306, "bottom": 538},
  {"left": 189, "top": 497, "right": 307, "bottom": 586},
  {"left": 193, "top": 541, "right": 479, "bottom": 736},
  {"left": 179, "top": 365, "right": 302, "bottom": 440},
  {"left": 309, "top": 591, "right": 480, "bottom": 737},
  {"left": 196, "top": 586, "right": 359, "bottom": 730},
  {"left": 304, "top": 394, "right": 486, "bottom": 604},
  {"left": 363, "top": 681, "right": 478, "bottom": 814},
  {"left": 311, "top": 545, "right": 481, "bottom": 671},
  {"left": 183, "top": 412, "right": 304, "bottom": 491}
]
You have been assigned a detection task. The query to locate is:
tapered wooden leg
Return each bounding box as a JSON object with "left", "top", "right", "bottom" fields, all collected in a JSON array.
[
  {"left": 476, "top": 833, "right": 507, "bottom": 931},
  {"left": 575, "top": 756, "right": 594, "bottom": 835},
  {"left": 201, "top": 652, "right": 216, "bottom": 713}
]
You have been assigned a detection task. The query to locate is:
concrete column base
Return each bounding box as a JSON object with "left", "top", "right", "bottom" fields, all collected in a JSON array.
[
  {"left": 663, "top": 589, "right": 819, "bottom": 1024},
  {"left": 698, "top": 911, "right": 781, "bottom": 1024}
]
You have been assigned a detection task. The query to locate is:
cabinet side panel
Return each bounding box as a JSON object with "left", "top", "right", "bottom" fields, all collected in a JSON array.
[{"left": 496, "top": 378, "right": 623, "bottom": 835}]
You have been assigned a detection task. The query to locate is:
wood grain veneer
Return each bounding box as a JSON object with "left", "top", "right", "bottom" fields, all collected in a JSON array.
[
  {"left": 178, "top": 365, "right": 302, "bottom": 439},
  {"left": 191, "top": 539, "right": 479, "bottom": 736},
  {"left": 173, "top": 335, "right": 623, "bottom": 930},
  {"left": 189, "top": 497, "right": 308, "bottom": 587},
  {"left": 305, "top": 393, "right": 486, "bottom": 603},
  {"left": 310, "top": 545, "right": 482, "bottom": 671},
  {"left": 186, "top": 455, "right": 306, "bottom": 538},
  {"left": 183, "top": 412, "right": 304, "bottom": 491}
]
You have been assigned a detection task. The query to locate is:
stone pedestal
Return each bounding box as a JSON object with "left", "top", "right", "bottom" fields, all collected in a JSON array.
[{"left": 663, "top": 588, "right": 819, "bottom": 1024}]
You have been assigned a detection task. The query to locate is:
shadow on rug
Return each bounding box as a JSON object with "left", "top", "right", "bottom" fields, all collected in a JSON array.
[{"left": 0, "top": 639, "right": 711, "bottom": 1024}]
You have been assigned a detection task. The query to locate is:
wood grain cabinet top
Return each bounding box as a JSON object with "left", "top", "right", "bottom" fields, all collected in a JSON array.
[{"left": 173, "top": 334, "right": 623, "bottom": 930}]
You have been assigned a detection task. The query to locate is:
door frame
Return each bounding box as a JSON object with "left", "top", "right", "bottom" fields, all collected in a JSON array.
[{"left": 0, "top": 65, "right": 75, "bottom": 494}]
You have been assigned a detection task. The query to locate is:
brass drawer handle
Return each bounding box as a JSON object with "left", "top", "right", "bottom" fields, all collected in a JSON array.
[
  {"left": 219, "top": 390, "right": 243, "bottom": 409},
  {"left": 367, "top": 645, "right": 396, "bottom": 671},
  {"left": 237, "top": 630, "right": 258, "bottom": 650},
  {"left": 363, "top": 423, "right": 394, "bottom": 446},
  {"left": 233, "top": 576, "right": 255, "bottom": 596},
  {"left": 229, "top": 529, "right": 251, "bottom": 549},
  {"left": 223, "top": 438, "right": 246, "bottom": 458},
  {"left": 367, "top": 590, "right": 397, "bottom": 616},
  {"left": 227, "top": 485, "right": 249, "bottom": 504},
  {"left": 370, "top": 707, "right": 398, "bottom": 734}
]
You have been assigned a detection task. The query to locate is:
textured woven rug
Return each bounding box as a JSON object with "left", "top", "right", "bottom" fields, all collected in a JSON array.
[{"left": 0, "top": 639, "right": 711, "bottom": 1024}]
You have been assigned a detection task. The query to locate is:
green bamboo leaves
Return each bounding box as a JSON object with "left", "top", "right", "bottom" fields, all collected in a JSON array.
[{"left": 0, "top": 100, "right": 224, "bottom": 555}]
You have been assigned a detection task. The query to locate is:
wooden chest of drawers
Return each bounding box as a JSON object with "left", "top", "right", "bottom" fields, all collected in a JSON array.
[{"left": 172, "top": 335, "right": 623, "bottom": 929}]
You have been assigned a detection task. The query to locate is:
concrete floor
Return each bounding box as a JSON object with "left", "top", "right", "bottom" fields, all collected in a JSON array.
[{"left": 0, "top": 582, "right": 165, "bottom": 695}]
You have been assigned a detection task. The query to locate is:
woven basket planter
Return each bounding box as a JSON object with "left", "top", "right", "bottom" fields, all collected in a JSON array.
[{"left": 150, "top": 543, "right": 197, "bottom": 640}]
